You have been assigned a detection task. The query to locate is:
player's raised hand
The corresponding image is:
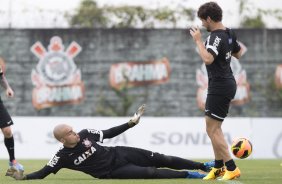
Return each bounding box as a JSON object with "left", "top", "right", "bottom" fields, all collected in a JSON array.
[
  {"left": 128, "top": 104, "right": 146, "bottom": 127},
  {"left": 189, "top": 26, "right": 202, "bottom": 42}
]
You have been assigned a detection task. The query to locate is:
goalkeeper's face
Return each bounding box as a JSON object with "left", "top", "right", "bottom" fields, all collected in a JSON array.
[{"left": 61, "top": 126, "right": 80, "bottom": 147}]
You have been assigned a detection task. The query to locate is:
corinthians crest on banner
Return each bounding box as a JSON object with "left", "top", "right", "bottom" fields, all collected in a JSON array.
[{"left": 30, "top": 36, "right": 85, "bottom": 110}]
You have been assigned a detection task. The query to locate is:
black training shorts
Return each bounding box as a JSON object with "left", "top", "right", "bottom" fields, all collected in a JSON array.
[
  {"left": 205, "top": 78, "right": 236, "bottom": 121},
  {"left": 0, "top": 98, "right": 13, "bottom": 128}
]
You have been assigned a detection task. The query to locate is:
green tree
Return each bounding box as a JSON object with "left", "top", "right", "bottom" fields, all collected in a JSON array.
[
  {"left": 96, "top": 77, "right": 135, "bottom": 116},
  {"left": 237, "top": 0, "right": 281, "bottom": 28},
  {"left": 66, "top": 0, "right": 108, "bottom": 28},
  {"left": 241, "top": 14, "right": 265, "bottom": 28},
  {"left": 105, "top": 6, "right": 152, "bottom": 28},
  {"left": 66, "top": 0, "right": 196, "bottom": 28},
  {"left": 154, "top": 8, "right": 177, "bottom": 27}
]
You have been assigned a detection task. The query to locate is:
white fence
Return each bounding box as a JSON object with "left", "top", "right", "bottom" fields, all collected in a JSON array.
[{"left": 0, "top": 117, "right": 281, "bottom": 159}]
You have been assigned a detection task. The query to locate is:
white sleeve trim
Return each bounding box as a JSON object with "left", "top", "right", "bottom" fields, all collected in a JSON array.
[
  {"left": 206, "top": 45, "right": 218, "bottom": 55},
  {"left": 99, "top": 130, "right": 104, "bottom": 143}
]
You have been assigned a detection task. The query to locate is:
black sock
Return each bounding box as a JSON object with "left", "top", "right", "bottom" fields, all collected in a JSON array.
[
  {"left": 214, "top": 159, "right": 224, "bottom": 168},
  {"left": 4, "top": 136, "right": 15, "bottom": 162},
  {"left": 225, "top": 159, "right": 236, "bottom": 171}
]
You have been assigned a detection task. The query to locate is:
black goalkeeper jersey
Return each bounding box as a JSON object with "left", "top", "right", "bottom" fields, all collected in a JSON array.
[
  {"left": 46, "top": 129, "right": 116, "bottom": 178},
  {"left": 25, "top": 123, "right": 132, "bottom": 179}
]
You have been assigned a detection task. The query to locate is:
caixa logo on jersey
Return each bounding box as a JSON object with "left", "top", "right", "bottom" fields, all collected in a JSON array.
[
  {"left": 275, "top": 64, "right": 282, "bottom": 89},
  {"left": 196, "top": 42, "right": 250, "bottom": 110},
  {"left": 30, "top": 36, "right": 85, "bottom": 110},
  {"left": 109, "top": 58, "right": 171, "bottom": 90}
]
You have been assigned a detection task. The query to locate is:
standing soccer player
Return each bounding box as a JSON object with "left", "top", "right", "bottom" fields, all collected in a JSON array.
[
  {"left": 189, "top": 2, "right": 243, "bottom": 180},
  {"left": 0, "top": 57, "right": 24, "bottom": 176}
]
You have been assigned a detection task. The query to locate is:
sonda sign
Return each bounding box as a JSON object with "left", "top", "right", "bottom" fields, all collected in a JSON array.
[
  {"left": 30, "top": 36, "right": 85, "bottom": 110},
  {"left": 109, "top": 58, "right": 171, "bottom": 89}
]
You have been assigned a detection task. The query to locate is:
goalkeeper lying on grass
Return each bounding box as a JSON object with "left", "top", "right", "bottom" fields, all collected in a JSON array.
[{"left": 10, "top": 104, "right": 214, "bottom": 180}]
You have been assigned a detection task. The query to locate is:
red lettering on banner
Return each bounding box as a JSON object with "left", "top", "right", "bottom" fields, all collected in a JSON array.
[{"left": 109, "top": 58, "right": 171, "bottom": 89}]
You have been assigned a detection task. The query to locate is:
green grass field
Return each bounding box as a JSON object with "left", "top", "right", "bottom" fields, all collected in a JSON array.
[{"left": 1, "top": 159, "right": 281, "bottom": 184}]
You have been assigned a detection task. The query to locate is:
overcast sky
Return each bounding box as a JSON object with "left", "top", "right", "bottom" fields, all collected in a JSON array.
[{"left": 0, "top": 0, "right": 281, "bottom": 28}]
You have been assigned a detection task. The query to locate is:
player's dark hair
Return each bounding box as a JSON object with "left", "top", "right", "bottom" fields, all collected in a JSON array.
[{"left": 197, "top": 2, "right": 222, "bottom": 22}]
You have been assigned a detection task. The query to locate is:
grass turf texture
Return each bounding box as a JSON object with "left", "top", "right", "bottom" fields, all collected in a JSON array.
[{"left": 1, "top": 159, "right": 281, "bottom": 184}]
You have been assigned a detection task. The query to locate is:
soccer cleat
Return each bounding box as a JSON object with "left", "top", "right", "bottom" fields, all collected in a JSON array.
[
  {"left": 202, "top": 160, "right": 215, "bottom": 172},
  {"left": 187, "top": 171, "right": 207, "bottom": 179},
  {"left": 129, "top": 104, "right": 146, "bottom": 125},
  {"left": 5, "top": 160, "right": 24, "bottom": 176},
  {"left": 221, "top": 167, "right": 241, "bottom": 180},
  {"left": 203, "top": 167, "right": 225, "bottom": 180}
]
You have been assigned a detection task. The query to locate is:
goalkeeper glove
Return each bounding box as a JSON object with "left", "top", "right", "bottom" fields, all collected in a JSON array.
[
  {"left": 11, "top": 171, "right": 26, "bottom": 180},
  {"left": 128, "top": 104, "right": 146, "bottom": 127}
]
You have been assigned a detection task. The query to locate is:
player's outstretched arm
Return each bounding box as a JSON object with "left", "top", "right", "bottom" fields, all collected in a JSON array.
[
  {"left": 103, "top": 104, "right": 146, "bottom": 139},
  {"left": 11, "top": 166, "right": 52, "bottom": 180}
]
